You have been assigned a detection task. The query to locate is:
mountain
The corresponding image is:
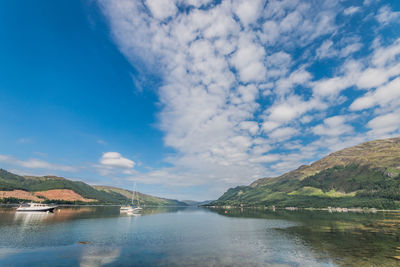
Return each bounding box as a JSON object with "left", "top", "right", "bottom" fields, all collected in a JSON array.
[
  {"left": 93, "top": 186, "right": 187, "bottom": 206},
  {"left": 210, "top": 137, "right": 400, "bottom": 209},
  {"left": 182, "top": 200, "right": 215, "bottom": 206},
  {"left": 0, "top": 169, "right": 187, "bottom": 206}
]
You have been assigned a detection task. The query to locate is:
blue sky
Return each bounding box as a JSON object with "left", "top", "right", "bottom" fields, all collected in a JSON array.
[{"left": 1, "top": 0, "right": 400, "bottom": 201}]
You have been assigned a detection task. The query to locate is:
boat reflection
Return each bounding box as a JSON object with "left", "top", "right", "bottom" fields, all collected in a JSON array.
[
  {"left": 126, "top": 211, "right": 141, "bottom": 217},
  {"left": 13, "top": 211, "right": 54, "bottom": 225},
  {"left": 121, "top": 207, "right": 188, "bottom": 217}
]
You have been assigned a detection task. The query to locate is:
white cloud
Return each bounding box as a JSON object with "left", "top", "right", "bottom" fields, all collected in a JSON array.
[
  {"left": 262, "top": 20, "right": 280, "bottom": 44},
  {"left": 376, "top": 6, "right": 400, "bottom": 25},
  {"left": 304, "top": 134, "right": 367, "bottom": 158},
  {"left": 371, "top": 38, "right": 400, "bottom": 68},
  {"left": 316, "top": 40, "right": 336, "bottom": 59},
  {"left": 312, "top": 115, "right": 354, "bottom": 137},
  {"left": 313, "top": 38, "right": 400, "bottom": 97},
  {"left": 0, "top": 155, "right": 77, "bottom": 172},
  {"left": 344, "top": 6, "right": 360, "bottom": 16},
  {"left": 280, "top": 11, "right": 302, "bottom": 32},
  {"left": 275, "top": 68, "right": 312, "bottom": 95},
  {"left": 268, "top": 101, "right": 302, "bottom": 123},
  {"left": 265, "top": 51, "right": 292, "bottom": 78},
  {"left": 269, "top": 127, "right": 298, "bottom": 141},
  {"left": 145, "top": 0, "right": 177, "bottom": 20},
  {"left": 363, "top": 0, "right": 374, "bottom": 6},
  {"left": 249, "top": 154, "right": 280, "bottom": 163},
  {"left": 313, "top": 76, "right": 352, "bottom": 97},
  {"left": 356, "top": 68, "right": 390, "bottom": 89},
  {"left": 367, "top": 112, "right": 400, "bottom": 137},
  {"left": 239, "top": 121, "right": 259, "bottom": 135},
  {"left": 300, "top": 115, "right": 313, "bottom": 124},
  {"left": 341, "top": 42, "right": 362, "bottom": 57},
  {"left": 259, "top": 1, "right": 338, "bottom": 48},
  {"left": 231, "top": 36, "right": 266, "bottom": 82},
  {"left": 100, "top": 152, "right": 135, "bottom": 169},
  {"left": 316, "top": 40, "right": 362, "bottom": 59},
  {"left": 80, "top": 247, "right": 121, "bottom": 267},
  {"left": 176, "top": 0, "right": 213, "bottom": 8},
  {"left": 233, "top": 0, "right": 265, "bottom": 26},
  {"left": 351, "top": 77, "right": 400, "bottom": 111},
  {"left": 262, "top": 121, "right": 281, "bottom": 132},
  {"left": 265, "top": 95, "right": 323, "bottom": 128},
  {"left": 98, "top": 0, "right": 400, "bottom": 199},
  {"left": 349, "top": 96, "right": 375, "bottom": 111}
]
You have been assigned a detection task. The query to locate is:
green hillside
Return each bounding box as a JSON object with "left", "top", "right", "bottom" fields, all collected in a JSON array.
[
  {"left": 93, "top": 186, "right": 188, "bottom": 206},
  {"left": 210, "top": 137, "right": 400, "bottom": 209},
  {"left": 0, "top": 169, "right": 186, "bottom": 206},
  {"left": 0, "top": 169, "right": 124, "bottom": 203}
]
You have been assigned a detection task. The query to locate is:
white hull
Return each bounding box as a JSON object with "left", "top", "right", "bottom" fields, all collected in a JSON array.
[
  {"left": 17, "top": 203, "right": 57, "bottom": 212},
  {"left": 132, "top": 207, "right": 142, "bottom": 213},
  {"left": 120, "top": 206, "right": 142, "bottom": 213}
]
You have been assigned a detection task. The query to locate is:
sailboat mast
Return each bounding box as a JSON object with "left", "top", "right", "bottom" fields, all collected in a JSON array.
[
  {"left": 132, "top": 182, "right": 135, "bottom": 205},
  {"left": 136, "top": 183, "right": 140, "bottom": 207}
]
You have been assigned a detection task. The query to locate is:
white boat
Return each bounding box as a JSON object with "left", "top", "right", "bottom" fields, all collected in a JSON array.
[
  {"left": 131, "top": 207, "right": 142, "bottom": 213},
  {"left": 120, "top": 206, "right": 131, "bottom": 212},
  {"left": 120, "top": 182, "right": 142, "bottom": 213},
  {"left": 120, "top": 206, "right": 142, "bottom": 213},
  {"left": 122, "top": 207, "right": 142, "bottom": 213},
  {"left": 16, "top": 202, "right": 57, "bottom": 212}
]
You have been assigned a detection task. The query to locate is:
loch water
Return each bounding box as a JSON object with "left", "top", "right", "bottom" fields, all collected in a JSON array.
[{"left": 0, "top": 206, "right": 400, "bottom": 266}]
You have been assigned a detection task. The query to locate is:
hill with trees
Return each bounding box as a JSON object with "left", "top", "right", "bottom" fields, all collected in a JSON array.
[
  {"left": 0, "top": 169, "right": 186, "bottom": 206},
  {"left": 210, "top": 137, "right": 400, "bottom": 209}
]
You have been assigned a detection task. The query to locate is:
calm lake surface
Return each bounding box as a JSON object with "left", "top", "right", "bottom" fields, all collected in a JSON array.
[{"left": 1, "top": 207, "right": 400, "bottom": 266}]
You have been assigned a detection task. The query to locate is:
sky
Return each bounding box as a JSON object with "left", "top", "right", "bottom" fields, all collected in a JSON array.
[{"left": 0, "top": 0, "right": 400, "bottom": 201}]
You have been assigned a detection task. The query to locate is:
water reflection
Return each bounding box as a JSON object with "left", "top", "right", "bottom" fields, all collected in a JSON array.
[
  {"left": 208, "top": 208, "right": 400, "bottom": 266},
  {"left": 2, "top": 206, "right": 400, "bottom": 266},
  {"left": 13, "top": 212, "right": 54, "bottom": 225},
  {"left": 0, "top": 248, "right": 18, "bottom": 260},
  {"left": 126, "top": 212, "right": 141, "bottom": 217},
  {"left": 79, "top": 246, "right": 121, "bottom": 267},
  {"left": 0, "top": 206, "right": 187, "bottom": 227}
]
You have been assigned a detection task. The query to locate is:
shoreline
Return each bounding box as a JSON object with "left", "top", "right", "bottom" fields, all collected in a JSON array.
[
  {"left": 204, "top": 205, "right": 400, "bottom": 213},
  {"left": 0, "top": 203, "right": 192, "bottom": 208}
]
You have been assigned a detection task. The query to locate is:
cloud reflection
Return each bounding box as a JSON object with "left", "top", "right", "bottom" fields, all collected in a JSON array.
[{"left": 79, "top": 246, "right": 121, "bottom": 267}]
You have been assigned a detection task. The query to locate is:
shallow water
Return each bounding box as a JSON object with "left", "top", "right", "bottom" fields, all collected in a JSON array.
[{"left": 0, "top": 206, "right": 399, "bottom": 266}]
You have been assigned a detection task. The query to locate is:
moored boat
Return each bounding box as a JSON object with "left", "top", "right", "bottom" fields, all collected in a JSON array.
[
  {"left": 16, "top": 202, "right": 57, "bottom": 212},
  {"left": 120, "top": 182, "right": 142, "bottom": 213},
  {"left": 120, "top": 206, "right": 131, "bottom": 211},
  {"left": 131, "top": 207, "right": 142, "bottom": 213},
  {"left": 121, "top": 206, "right": 143, "bottom": 213}
]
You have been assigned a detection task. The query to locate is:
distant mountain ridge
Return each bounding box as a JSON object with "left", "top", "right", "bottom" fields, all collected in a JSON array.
[
  {"left": 182, "top": 200, "right": 215, "bottom": 206},
  {"left": 0, "top": 169, "right": 187, "bottom": 206},
  {"left": 210, "top": 137, "right": 400, "bottom": 209},
  {"left": 93, "top": 185, "right": 187, "bottom": 206}
]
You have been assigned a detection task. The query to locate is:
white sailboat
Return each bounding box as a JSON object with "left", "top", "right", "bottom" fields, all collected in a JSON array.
[{"left": 120, "top": 182, "right": 142, "bottom": 213}]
